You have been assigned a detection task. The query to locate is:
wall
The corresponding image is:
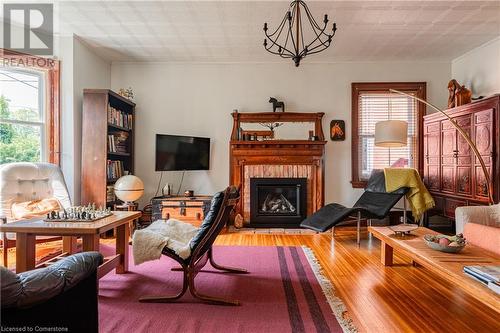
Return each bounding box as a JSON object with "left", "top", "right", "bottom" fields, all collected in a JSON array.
[
  {"left": 111, "top": 61, "right": 450, "bottom": 207},
  {"left": 56, "top": 36, "right": 111, "bottom": 204},
  {"left": 452, "top": 37, "right": 500, "bottom": 97}
]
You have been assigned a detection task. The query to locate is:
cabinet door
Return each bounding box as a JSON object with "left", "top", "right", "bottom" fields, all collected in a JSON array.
[
  {"left": 455, "top": 115, "right": 472, "bottom": 196},
  {"left": 441, "top": 120, "right": 456, "bottom": 193},
  {"left": 473, "top": 110, "right": 494, "bottom": 200},
  {"left": 423, "top": 122, "right": 440, "bottom": 190}
]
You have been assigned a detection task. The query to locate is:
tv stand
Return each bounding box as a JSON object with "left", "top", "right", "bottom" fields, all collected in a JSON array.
[{"left": 151, "top": 195, "right": 212, "bottom": 226}]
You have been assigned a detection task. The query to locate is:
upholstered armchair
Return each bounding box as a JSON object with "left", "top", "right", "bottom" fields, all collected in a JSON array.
[
  {"left": 455, "top": 203, "right": 500, "bottom": 255},
  {"left": 1, "top": 252, "right": 102, "bottom": 332},
  {"left": 0, "top": 162, "right": 72, "bottom": 267}
]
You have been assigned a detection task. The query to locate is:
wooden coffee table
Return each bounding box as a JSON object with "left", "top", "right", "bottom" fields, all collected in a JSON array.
[
  {"left": 369, "top": 226, "right": 500, "bottom": 313},
  {"left": 0, "top": 211, "right": 141, "bottom": 277}
]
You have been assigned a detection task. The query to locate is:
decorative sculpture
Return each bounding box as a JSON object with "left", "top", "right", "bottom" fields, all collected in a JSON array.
[
  {"left": 269, "top": 97, "right": 285, "bottom": 112},
  {"left": 447, "top": 79, "right": 471, "bottom": 108}
]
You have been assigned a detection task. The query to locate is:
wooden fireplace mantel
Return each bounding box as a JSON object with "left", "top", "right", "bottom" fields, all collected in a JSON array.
[{"left": 229, "top": 111, "right": 326, "bottom": 225}]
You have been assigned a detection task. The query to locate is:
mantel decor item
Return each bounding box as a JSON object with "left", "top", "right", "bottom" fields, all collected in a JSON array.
[
  {"left": 390, "top": 89, "right": 494, "bottom": 204},
  {"left": 330, "top": 120, "right": 345, "bottom": 141},
  {"left": 259, "top": 97, "right": 287, "bottom": 131},
  {"left": 114, "top": 175, "right": 144, "bottom": 206},
  {"left": 263, "top": 0, "right": 337, "bottom": 67}
]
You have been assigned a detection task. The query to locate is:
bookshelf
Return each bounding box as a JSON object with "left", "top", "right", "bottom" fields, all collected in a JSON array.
[{"left": 81, "top": 89, "right": 136, "bottom": 209}]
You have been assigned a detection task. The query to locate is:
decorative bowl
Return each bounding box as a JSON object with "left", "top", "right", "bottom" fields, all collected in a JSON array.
[
  {"left": 389, "top": 223, "right": 419, "bottom": 236},
  {"left": 423, "top": 234, "right": 466, "bottom": 253}
]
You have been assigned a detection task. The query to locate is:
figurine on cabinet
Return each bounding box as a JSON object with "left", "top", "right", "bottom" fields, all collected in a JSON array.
[{"left": 447, "top": 79, "right": 471, "bottom": 108}]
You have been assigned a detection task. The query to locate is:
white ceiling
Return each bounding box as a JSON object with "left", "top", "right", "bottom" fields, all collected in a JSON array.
[{"left": 56, "top": 1, "right": 500, "bottom": 63}]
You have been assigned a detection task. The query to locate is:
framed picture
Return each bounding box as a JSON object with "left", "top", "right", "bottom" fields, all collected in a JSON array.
[{"left": 330, "top": 120, "right": 346, "bottom": 141}]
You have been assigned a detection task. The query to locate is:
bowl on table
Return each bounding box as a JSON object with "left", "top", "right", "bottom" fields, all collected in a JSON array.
[{"left": 423, "top": 234, "right": 466, "bottom": 253}]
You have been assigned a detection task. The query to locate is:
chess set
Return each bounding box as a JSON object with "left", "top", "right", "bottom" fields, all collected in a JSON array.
[{"left": 44, "top": 204, "right": 113, "bottom": 222}]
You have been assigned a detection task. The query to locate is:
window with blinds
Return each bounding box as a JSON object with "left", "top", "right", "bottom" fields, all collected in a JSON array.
[{"left": 351, "top": 83, "right": 426, "bottom": 187}]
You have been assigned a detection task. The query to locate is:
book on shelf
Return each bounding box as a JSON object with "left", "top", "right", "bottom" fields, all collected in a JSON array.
[
  {"left": 107, "top": 104, "right": 133, "bottom": 130},
  {"left": 108, "top": 131, "right": 129, "bottom": 153},
  {"left": 106, "top": 160, "right": 126, "bottom": 180},
  {"left": 106, "top": 185, "right": 116, "bottom": 203}
]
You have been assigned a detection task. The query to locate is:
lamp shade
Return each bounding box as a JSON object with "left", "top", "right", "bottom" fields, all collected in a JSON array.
[
  {"left": 114, "top": 175, "right": 144, "bottom": 203},
  {"left": 375, "top": 120, "right": 408, "bottom": 147}
]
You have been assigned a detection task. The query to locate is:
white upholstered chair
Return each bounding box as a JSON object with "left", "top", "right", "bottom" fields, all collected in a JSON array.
[
  {"left": 0, "top": 162, "right": 72, "bottom": 267},
  {"left": 455, "top": 203, "right": 500, "bottom": 234}
]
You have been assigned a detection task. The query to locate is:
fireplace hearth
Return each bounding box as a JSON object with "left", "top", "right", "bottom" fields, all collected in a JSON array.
[{"left": 250, "top": 178, "right": 307, "bottom": 228}]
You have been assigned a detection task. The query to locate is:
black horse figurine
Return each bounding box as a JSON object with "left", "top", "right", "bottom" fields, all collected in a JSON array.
[{"left": 269, "top": 97, "right": 285, "bottom": 112}]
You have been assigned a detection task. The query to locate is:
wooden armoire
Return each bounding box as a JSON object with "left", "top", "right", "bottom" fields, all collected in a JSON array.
[{"left": 423, "top": 95, "right": 499, "bottom": 230}]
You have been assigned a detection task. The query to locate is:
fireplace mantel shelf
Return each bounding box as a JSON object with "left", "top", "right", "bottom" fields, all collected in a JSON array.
[{"left": 230, "top": 140, "right": 327, "bottom": 146}]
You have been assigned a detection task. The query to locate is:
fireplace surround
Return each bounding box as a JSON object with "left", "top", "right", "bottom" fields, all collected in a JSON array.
[
  {"left": 229, "top": 111, "right": 326, "bottom": 227},
  {"left": 250, "top": 178, "right": 307, "bottom": 227}
]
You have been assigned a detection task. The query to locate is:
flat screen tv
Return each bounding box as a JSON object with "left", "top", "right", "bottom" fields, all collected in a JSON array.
[{"left": 155, "top": 134, "right": 210, "bottom": 171}]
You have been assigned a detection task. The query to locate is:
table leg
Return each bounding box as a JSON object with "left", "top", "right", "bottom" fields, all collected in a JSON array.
[
  {"left": 16, "top": 233, "right": 35, "bottom": 273},
  {"left": 82, "top": 234, "right": 100, "bottom": 252},
  {"left": 62, "top": 236, "right": 78, "bottom": 254},
  {"left": 115, "top": 223, "right": 130, "bottom": 274},
  {"left": 381, "top": 241, "right": 394, "bottom": 266}
]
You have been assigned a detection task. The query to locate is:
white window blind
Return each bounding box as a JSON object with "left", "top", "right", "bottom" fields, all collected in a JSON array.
[{"left": 357, "top": 91, "right": 418, "bottom": 181}]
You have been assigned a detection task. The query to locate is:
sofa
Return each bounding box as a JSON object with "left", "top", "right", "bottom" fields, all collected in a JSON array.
[
  {"left": 1, "top": 252, "right": 102, "bottom": 333},
  {"left": 455, "top": 203, "right": 500, "bottom": 255},
  {"left": 0, "top": 162, "right": 72, "bottom": 266}
]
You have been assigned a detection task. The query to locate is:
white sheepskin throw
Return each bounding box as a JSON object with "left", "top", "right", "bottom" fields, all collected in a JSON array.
[{"left": 132, "top": 219, "right": 199, "bottom": 265}]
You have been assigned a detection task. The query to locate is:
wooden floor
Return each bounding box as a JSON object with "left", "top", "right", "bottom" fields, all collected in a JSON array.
[
  {"left": 2, "top": 227, "right": 499, "bottom": 332},
  {"left": 215, "top": 227, "right": 499, "bottom": 333}
]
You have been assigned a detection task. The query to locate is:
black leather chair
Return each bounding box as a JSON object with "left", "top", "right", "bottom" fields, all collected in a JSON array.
[
  {"left": 1, "top": 252, "right": 103, "bottom": 333},
  {"left": 300, "top": 170, "right": 409, "bottom": 244},
  {"left": 140, "top": 186, "right": 248, "bottom": 305}
]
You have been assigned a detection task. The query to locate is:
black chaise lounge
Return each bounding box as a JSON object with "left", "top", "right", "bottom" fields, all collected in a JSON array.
[
  {"left": 300, "top": 170, "right": 409, "bottom": 244},
  {"left": 140, "top": 186, "right": 248, "bottom": 306}
]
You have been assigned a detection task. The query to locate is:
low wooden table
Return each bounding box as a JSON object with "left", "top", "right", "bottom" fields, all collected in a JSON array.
[
  {"left": 369, "top": 226, "right": 500, "bottom": 313},
  {"left": 0, "top": 211, "right": 141, "bottom": 277}
]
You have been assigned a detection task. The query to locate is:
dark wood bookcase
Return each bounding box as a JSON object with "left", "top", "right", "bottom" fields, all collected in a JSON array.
[{"left": 81, "top": 89, "right": 136, "bottom": 208}]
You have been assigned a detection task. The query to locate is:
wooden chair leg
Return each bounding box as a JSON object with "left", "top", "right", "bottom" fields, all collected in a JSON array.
[
  {"left": 208, "top": 249, "right": 248, "bottom": 274},
  {"left": 139, "top": 267, "right": 188, "bottom": 303},
  {"left": 2, "top": 241, "right": 8, "bottom": 267},
  {"left": 187, "top": 272, "right": 240, "bottom": 306}
]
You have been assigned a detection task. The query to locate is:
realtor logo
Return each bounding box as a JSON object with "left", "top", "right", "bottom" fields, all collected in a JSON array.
[{"left": 3, "top": 3, "right": 53, "bottom": 55}]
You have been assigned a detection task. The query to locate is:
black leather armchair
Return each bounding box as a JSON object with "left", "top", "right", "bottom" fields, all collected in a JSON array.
[{"left": 1, "top": 252, "right": 103, "bottom": 333}]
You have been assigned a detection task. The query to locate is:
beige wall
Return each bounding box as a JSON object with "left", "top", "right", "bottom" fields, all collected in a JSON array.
[
  {"left": 56, "top": 35, "right": 111, "bottom": 204},
  {"left": 452, "top": 37, "right": 500, "bottom": 97},
  {"left": 111, "top": 61, "right": 450, "bottom": 207}
]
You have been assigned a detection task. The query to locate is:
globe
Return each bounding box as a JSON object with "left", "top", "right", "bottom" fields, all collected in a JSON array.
[{"left": 114, "top": 175, "right": 144, "bottom": 203}]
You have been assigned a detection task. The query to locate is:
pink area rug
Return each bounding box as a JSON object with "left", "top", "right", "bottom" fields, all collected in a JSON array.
[{"left": 98, "top": 245, "right": 356, "bottom": 333}]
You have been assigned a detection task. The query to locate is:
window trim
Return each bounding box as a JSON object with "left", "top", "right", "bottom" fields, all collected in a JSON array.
[
  {"left": 1, "top": 48, "right": 60, "bottom": 165},
  {"left": 351, "top": 82, "right": 426, "bottom": 188}
]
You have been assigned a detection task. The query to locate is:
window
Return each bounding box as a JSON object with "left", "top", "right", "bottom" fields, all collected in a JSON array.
[
  {"left": 0, "top": 50, "right": 60, "bottom": 165},
  {"left": 351, "top": 82, "right": 426, "bottom": 188}
]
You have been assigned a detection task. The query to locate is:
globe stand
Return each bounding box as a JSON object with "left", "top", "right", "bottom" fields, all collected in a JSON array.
[{"left": 114, "top": 202, "right": 139, "bottom": 238}]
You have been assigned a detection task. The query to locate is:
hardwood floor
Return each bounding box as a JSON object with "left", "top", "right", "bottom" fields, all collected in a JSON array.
[
  {"left": 216, "top": 227, "right": 499, "bottom": 333},
  {"left": 2, "top": 227, "right": 499, "bottom": 332}
]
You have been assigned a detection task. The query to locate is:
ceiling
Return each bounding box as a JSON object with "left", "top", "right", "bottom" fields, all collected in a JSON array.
[{"left": 56, "top": 1, "right": 500, "bottom": 63}]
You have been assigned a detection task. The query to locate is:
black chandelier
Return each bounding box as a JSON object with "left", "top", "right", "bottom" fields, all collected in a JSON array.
[{"left": 263, "top": 1, "right": 337, "bottom": 67}]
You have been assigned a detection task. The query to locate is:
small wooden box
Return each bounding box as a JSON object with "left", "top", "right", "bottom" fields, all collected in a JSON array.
[{"left": 152, "top": 196, "right": 212, "bottom": 227}]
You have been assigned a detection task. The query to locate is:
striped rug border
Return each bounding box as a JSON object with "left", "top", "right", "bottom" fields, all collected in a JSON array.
[{"left": 301, "top": 246, "right": 358, "bottom": 333}]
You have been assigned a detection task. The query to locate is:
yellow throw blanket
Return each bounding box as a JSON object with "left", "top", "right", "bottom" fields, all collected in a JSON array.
[{"left": 384, "top": 168, "right": 435, "bottom": 221}]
